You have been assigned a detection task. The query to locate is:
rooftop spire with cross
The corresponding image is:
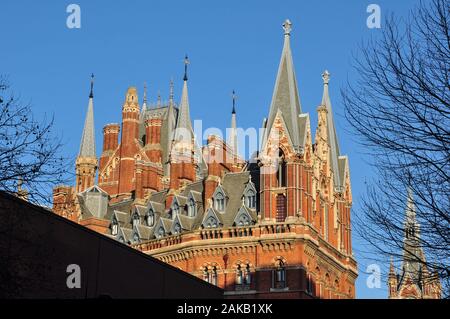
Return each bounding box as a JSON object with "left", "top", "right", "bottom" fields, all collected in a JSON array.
[
  {"left": 283, "top": 19, "right": 292, "bottom": 36},
  {"left": 89, "top": 73, "right": 94, "bottom": 98},
  {"left": 143, "top": 82, "right": 147, "bottom": 104},
  {"left": 232, "top": 90, "right": 237, "bottom": 114},
  {"left": 322, "top": 70, "right": 330, "bottom": 85},
  {"left": 183, "top": 55, "right": 190, "bottom": 81}
]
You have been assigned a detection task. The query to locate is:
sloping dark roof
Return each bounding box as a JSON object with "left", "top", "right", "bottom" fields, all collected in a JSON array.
[{"left": 0, "top": 191, "right": 223, "bottom": 298}]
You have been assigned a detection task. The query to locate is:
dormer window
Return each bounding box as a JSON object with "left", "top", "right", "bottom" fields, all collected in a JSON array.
[
  {"left": 111, "top": 218, "right": 118, "bottom": 236},
  {"left": 173, "top": 222, "right": 181, "bottom": 234},
  {"left": 157, "top": 226, "right": 165, "bottom": 238},
  {"left": 214, "top": 192, "right": 225, "bottom": 212},
  {"left": 187, "top": 198, "right": 196, "bottom": 217},
  {"left": 205, "top": 216, "right": 218, "bottom": 228},
  {"left": 245, "top": 189, "right": 256, "bottom": 209},
  {"left": 133, "top": 233, "right": 139, "bottom": 243},
  {"left": 172, "top": 201, "right": 179, "bottom": 216},
  {"left": 236, "top": 213, "right": 251, "bottom": 226},
  {"left": 132, "top": 213, "right": 140, "bottom": 227},
  {"left": 146, "top": 209, "right": 155, "bottom": 227}
]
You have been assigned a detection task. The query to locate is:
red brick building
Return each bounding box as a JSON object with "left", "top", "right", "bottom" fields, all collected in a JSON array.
[{"left": 53, "top": 19, "right": 357, "bottom": 298}]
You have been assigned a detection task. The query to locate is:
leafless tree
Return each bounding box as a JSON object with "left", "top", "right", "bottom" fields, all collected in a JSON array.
[
  {"left": 0, "top": 76, "right": 70, "bottom": 205},
  {"left": 342, "top": 0, "right": 449, "bottom": 296}
]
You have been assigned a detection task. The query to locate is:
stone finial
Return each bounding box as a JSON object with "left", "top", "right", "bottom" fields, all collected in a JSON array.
[
  {"left": 283, "top": 19, "right": 292, "bottom": 35},
  {"left": 322, "top": 70, "right": 330, "bottom": 85}
]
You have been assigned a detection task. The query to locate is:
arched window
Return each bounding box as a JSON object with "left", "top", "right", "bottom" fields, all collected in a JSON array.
[
  {"left": 307, "top": 273, "right": 313, "bottom": 294},
  {"left": 236, "top": 264, "right": 251, "bottom": 288},
  {"left": 273, "top": 259, "right": 286, "bottom": 289},
  {"left": 277, "top": 149, "right": 287, "bottom": 187},
  {"left": 203, "top": 268, "right": 209, "bottom": 282},
  {"left": 187, "top": 198, "right": 196, "bottom": 217},
  {"left": 236, "top": 265, "right": 243, "bottom": 285},
  {"left": 146, "top": 209, "right": 155, "bottom": 227},
  {"left": 209, "top": 267, "right": 218, "bottom": 286},
  {"left": 203, "top": 266, "right": 218, "bottom": 286},
  {"left": 214, "top": 192, "right": 225, "bottom": 211},
  {"left": 245, "top": 264, "right": 251, "bottom": 284},
  {"left": 245, "top": 189, "right": 256, "bottom": 209}
]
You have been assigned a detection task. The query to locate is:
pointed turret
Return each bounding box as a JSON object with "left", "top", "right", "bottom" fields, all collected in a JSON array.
[
  {"left": 141, "top": 82, "right": 148, "bottom": 120},
  {"left": 228, "top": 90, "right": 238, "bottom": 155},
  {"left": 76, "top": 74, "right": 98, "bottom": 193},
  {"left": 174, "top": 55, "right": 193, "bottom": 142},
  {"left": 164, "top": 79, "right": 176, "bottom": 176},
  {"left": 403, "top": 188, "right": 425, "bottom": 273},
  {"left": 79, "top": 74, "right": 96, "bottom": 158},
  {"left": 262, "top": 19, "right": 302, "bottom": 151},
  {"left": 320, "top": 70, "right": 342, "bottom": 189}
]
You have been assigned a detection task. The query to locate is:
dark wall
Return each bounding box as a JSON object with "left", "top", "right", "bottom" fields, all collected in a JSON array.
[{"left": 0, "top": 191, "right": 223, "bottom": 299}]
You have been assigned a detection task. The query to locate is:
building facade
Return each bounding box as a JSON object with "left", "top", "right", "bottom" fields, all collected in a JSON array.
[
  {"left": 387, "top": 190, "right": 441, "bottom": 299},
  {"left": 53, "top": 20, "right": 357, "bottom": 298}
]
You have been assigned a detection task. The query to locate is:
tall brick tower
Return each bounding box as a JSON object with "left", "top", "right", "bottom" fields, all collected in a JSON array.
[
  {"left": 75, "top": 74, "right": 98, "bottom": 193},
  {"left": 118, "top": 87, "right": 141, "bottom": 196}
]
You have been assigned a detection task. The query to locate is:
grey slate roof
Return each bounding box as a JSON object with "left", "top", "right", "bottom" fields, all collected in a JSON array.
[
  {"left": 262, "top": 22, "right": 303, "bottom": 151},
  {"left": 79, "top": 94, "right": 96, "bottom": 158}
]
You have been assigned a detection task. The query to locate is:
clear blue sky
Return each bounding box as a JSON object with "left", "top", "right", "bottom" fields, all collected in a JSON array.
[{"left": 0, "top": 0, "right": 421, "bottom": 298}]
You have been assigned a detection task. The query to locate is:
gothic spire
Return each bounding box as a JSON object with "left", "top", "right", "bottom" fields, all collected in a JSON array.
[
  {"left": 402, "top": 188, "right": 425, "bottom": 278},
  {"left": 229, "top": 90, "right": 238, "bottom": 155},
  {"left": 174, "top": 55, "right": 193, "bottom": 140},
  {"left": 79, "top": 74, "right": 96, "bottom": 158},
  {"left": 321, "top": 70, "right": 342, "bottom": 189},
  {"left": 262, "top": 19, "right": 302, "bottom": 151},
  {"left": 169, "top": 78, "right": 174, "bottom": 105},
  {"left": 141, "top": 82, "right": 148, "bottom": 118}
]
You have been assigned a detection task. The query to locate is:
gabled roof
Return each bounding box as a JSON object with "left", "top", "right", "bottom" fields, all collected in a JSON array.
[
  {"left": 112, "top": 210, "right": 129, "bottom": 227},
  {"left": 233, "top": 205, "right": 257, "bottom": 226},
  {"left": 201, "top": 208, "right": 224, "bottom": 228}
]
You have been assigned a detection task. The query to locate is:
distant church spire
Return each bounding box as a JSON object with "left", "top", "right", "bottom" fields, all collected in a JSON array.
[
  {"left": 262, "top": 19, "right": 302, "bottom": 152},
  {"left": 79, "top": 74, "right": 96, "bottom": 158}
]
